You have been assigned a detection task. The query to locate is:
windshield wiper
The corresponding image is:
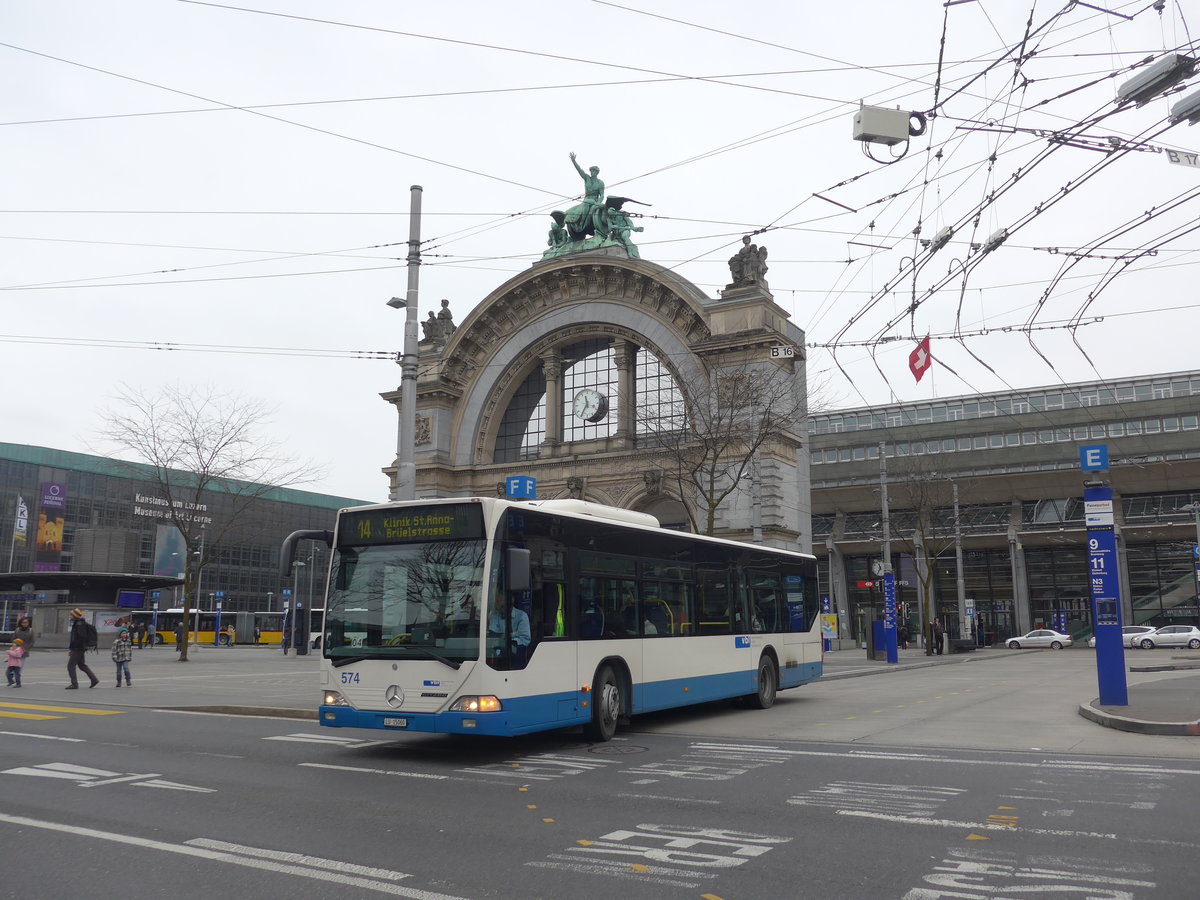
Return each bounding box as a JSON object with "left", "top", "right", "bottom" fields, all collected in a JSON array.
[
  {"left": 331, "top": 656, "right": 368, "bottom": 668},
  {"left": 404, "top": 647, "right": 462, "bottom": 670}
]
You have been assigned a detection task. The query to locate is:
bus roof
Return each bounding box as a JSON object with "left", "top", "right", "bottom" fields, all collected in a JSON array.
[{"left": 338, "top": 497, "right": 816, "bottom": 561}]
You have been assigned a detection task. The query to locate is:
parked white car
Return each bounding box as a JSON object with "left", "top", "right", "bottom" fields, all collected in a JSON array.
[
  {"left": 1134, "top": 625, "right": 1200, "bottom": 650},
  {"left": 1087, "top": 625, "right": 1156, "bottom": 648},
  {"left": 1006, "top": 629, "right": 1072, "bottom": 649}
]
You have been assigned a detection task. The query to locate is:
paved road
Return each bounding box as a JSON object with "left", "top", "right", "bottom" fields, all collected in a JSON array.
[{"left": 3, "top": 655, "right": 1198, "bottom": 899}]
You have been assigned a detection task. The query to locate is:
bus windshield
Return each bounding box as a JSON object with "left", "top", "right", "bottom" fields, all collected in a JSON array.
[{"left": 324, "top": 537, "right": 486, "bottom": 662}]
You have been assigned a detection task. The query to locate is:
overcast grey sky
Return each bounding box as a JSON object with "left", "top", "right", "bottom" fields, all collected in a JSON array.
[{"left": 5, "top": 0, "right": 1199, "bottom": 502}]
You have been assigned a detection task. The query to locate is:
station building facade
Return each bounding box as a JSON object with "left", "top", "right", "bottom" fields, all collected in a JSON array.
[
  {"left": 809, "top": 371, "right": 1200, "bottom": 644},
  {"left": 0, "top": 442, "right": 368, "bottom": 627}
]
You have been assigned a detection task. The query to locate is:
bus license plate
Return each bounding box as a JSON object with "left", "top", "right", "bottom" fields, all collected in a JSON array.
[{"left": 383, "top": 717, "right": 408, "bottom": 728}]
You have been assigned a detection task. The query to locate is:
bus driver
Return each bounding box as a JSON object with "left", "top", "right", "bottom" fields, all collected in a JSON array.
[{"left": 487, "top": 594, "right": 530, "bottom": 667}]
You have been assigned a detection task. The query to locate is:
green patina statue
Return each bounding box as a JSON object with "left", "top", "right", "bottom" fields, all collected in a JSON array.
[{"left": 543, "top": 153, "right": 649, "bottom": 260}]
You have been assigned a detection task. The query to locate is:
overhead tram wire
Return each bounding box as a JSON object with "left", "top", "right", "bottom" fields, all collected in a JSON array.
[
  {"left": 175, "top": 0, "right": 847, "bottom": 104},
  {"left": 0, "top": 41, "right": 565, "bottom": 200}
]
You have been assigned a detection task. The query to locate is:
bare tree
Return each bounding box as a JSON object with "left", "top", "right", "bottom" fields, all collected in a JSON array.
[
  {"left": 638, "top": 359, "right": 806, "bottom": 535},
  {"left": 887, "top": 456, "right": 977, "bottom": 655},
  {"left": 95, "top": 384, "right": 321, "bottom": 661}
]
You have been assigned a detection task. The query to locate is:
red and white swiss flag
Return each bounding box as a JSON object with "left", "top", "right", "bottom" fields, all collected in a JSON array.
[{"left": 908, "top": 335, "right": 933, "bottom": 383}]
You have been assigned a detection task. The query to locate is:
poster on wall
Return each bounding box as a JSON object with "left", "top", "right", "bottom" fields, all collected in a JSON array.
[
  {"left": 34, "top": 481, "right": 67, "bottom": 572},
  {"left": 153, "top": 524, "right": 187, "bottom": 577}
]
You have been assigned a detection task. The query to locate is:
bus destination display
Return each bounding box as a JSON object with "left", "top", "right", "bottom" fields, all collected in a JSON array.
[{"left": 339, "top": 504, "right": 484, "bottom": 546}]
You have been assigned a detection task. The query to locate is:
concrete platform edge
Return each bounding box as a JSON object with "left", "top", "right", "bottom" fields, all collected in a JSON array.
[{"left": 1077, "top": 701, "right": 1200, "bottom": 736}]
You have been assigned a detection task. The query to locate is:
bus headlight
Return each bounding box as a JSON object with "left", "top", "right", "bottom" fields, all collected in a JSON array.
[
  {"left": 449, "top": 695, "right": 502, "bottom": 713},
  {"left": 323, "top": 690, "right": 352, "bottom": 707}
]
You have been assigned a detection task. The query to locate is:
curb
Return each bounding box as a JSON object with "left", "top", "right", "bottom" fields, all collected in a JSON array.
[
  {"left": 1077, "top": 702, "right": 1200, "bottom": 736},
  {"left": 821, "top": 651, "right": 1013, "bottom": 681},
  {"left": 1128, "top": 663, "right": 1200, "bottom": 673}
]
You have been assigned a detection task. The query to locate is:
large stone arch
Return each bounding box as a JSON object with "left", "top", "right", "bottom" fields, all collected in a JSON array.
[{"left": 385, "top": 250, "right": 812, "bottom": 550}]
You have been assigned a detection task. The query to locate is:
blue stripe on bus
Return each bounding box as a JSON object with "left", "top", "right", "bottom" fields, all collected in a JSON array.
[{"left": 319, "top": 661, "right": 822, "bottom": 737}]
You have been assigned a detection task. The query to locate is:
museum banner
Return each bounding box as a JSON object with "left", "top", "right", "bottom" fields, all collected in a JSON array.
[{"left": 34, "top": 481, "right": 67, "bottom": 572}]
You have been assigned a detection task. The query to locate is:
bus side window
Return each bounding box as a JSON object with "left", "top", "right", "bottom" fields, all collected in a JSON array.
[
  {"left": 579, "top": 578, "right": 604, "bottom": 639},
  {"left": 696, "top": 568, "right": 732, "bottom": 635},
  {"left": 640, "top": 583, "right": 667, "bottom": 636}
]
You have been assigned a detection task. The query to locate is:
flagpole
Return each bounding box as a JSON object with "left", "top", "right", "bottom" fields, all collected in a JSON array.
[{"left": 7, "top": 499, "right": 15, "bottom": 573}]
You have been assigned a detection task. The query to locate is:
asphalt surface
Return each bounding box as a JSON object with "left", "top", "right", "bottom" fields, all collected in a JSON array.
[{"left": 6, "top": 640, "right": 1199, "bottom": 735}]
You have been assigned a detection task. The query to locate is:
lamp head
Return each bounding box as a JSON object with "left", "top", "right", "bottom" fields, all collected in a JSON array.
[{"left": 387, "top": 297, "right": 406, "bottom": 310}]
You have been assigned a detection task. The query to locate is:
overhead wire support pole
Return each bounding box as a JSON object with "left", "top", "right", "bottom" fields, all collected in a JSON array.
[
  {"left": 880, "top": 442, "right": 897, "bottom": 663},
  {"left": 390, "top": 185, "right": 423, "bottom": 502}
]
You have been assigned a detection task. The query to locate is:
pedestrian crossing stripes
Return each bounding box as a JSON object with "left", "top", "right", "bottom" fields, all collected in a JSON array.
[
  {"left": 0, "top": 702, "right": 125, "bottom": 721},
  {"left": 264, "top": 733, "right": 385, "bottom": 749}
]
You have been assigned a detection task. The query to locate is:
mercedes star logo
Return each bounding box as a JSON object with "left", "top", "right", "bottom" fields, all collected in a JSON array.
[{"left": 385, "top": 685, "right": 404, "bottom": 709}]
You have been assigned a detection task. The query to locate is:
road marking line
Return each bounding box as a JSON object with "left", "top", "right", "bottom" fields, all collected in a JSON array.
[
  {"left": 299, "top": 762, "right": 447, "bottom": 780},
  {"left": 0, "top": 702, "right": 123, "bottom": 716},
  {"left": 838, "top": 809, "right": 1200, "bottom": 849},
  {"left": 0, "top": 811, "right": 471, "bottom": 899},
  {"left": 0, "top": 731, "right": 83, "bottom": 741},
  {"left": 0, "top": 712, "right": 61, "bottom": 720},
  {"left": 693, "top": 743, "right": 1200, "bottom": 776},
  {"left": 187, "top": 839, "right": 412, "bottom": 882}
]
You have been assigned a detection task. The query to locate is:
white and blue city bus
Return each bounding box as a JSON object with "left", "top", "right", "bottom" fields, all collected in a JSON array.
[{"left": 283, "top": 497, "right": 822, "bottom": 741}]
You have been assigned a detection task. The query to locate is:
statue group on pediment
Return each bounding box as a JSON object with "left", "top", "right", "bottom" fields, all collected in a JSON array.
[
  {"left": 543, "top": 153, "right": 649, "bottom": 260},
  {"left": 421, "top": 298, "right": 457, "bottom": 344},
  {"left": 726, "top": 235, "right": 769, "bottom": 290}
]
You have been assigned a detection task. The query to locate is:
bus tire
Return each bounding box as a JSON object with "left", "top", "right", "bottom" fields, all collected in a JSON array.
[
  {"left": 744, "top": 655, "right": 778, "bottom": 710},
  {"left": 584, "top": 666, "right": 621, "bottom": 742}
]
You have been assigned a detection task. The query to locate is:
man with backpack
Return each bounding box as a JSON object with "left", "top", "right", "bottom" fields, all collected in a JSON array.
[{"left": 65, "top": 608, "right": 99, "bottom": 689}]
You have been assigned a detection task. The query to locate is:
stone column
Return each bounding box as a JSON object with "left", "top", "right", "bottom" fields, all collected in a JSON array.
[
  {"left": 541, "top": 351, "right": 563, "bottom": 454},
  {"left": 613, "top": 340, "right": 637, "bottom": 447}
]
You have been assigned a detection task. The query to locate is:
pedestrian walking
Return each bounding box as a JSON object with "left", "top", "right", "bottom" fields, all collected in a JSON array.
[
  {"left": 253, "top": 624, "right": 261, "bottom": 645},
  {"left": 136, "top": 622, "right": 146, "bottom": 649},
  {"left": 174, "top": 622, "right": 185, "bottom": 652},
  {"left": 65, "top": 608, "right": 99, "bottom": 689},
  {"left": 6, "top": 639, "right": 26, "bottom": 687},
  {"left": 12, "top": 616, "right": 34, "bottom": 653},
  {"left": 898, "top": 624, "right": 910, "bottom": 650},
  {"left": 932, "top": 617, "right": 945, "bottom": 655},
  {"left": 111, "top": 627, "right": 133, "bottom": 686}
]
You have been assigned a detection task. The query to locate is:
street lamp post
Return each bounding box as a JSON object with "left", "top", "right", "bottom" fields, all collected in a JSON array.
[
  {"left": 191, "top": 526, "right": 205, "bottom": 650},
  {"left": 388, "top": 184, "right": 424, "bottom": 502}
]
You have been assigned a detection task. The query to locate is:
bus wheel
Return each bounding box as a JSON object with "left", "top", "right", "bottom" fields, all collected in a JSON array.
[
  {"left": 744, "top": 656, "right": 778, "bottom": 710},
  {"left": 584, "top": 666, "right": 621, "bottom": 742}
]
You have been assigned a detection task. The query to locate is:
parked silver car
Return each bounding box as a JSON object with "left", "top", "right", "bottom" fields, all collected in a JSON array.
[
  {"left": 1006, "top": 629, "right": 1072, "bottom": 649},
  {"left": 1135, "top": 625, "right": 1200, "bottom": 650},
  {"left": 1087, "top": 625, "right": 1156, "bottom": 648}
]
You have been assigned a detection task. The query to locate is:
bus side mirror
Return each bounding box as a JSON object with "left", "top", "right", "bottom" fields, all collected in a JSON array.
[{"left": 507, "top": 548, "right": 531, "bottom": 593}]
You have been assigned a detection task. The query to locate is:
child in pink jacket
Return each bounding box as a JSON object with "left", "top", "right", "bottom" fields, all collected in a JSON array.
[{"left": 6, "top": 639, "right": 26, "bottom": 688}]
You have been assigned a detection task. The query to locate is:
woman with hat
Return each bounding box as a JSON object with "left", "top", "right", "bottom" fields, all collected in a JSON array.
[{"left": 65, "top": 608, "right": 99, "bottom": 689}]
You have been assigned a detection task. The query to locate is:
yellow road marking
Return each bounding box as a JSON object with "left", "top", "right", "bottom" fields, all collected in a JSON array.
[
  {"left": 965, "top": 834, "right": 990, "bottom": 841},
  {"left": 630, "top": 864, "right": 650, "bottom": 872},
  {"left": 0, "top": 711, "right": 62, "bottom": 720},
  {"left": 542, "top": 818, "right": 555, "bottom": 823},
  {"left": 701, "top": 895, "right": 725, "bottom": 900},
  {"left": 0, "top": 702, "right": 123, "bottom": 716}
]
